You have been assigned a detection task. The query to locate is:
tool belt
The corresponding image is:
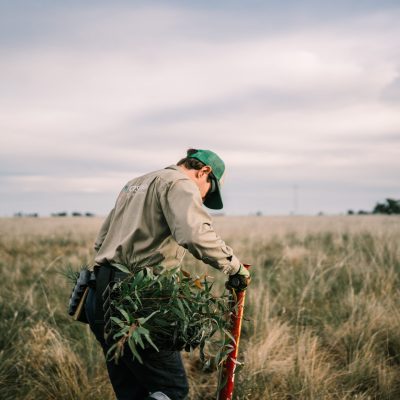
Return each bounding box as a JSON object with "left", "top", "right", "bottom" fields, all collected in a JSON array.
[
  {"left": 68, "top": 268, "right": 96, "bottom": 324},
  {"left": 93, "top": 262, "right": 128, "bottom": 342}
]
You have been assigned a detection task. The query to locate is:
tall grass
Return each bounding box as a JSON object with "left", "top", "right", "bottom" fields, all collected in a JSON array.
[{"left": 0, "top": 216, "right": 399, "bottom": 399}]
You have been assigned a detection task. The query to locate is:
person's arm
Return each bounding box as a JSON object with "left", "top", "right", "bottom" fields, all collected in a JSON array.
[
  {"left": 94, "top": 207, "right": 115, "bottom": 252},
  {"left": 159, "top": 179, "right": 241, "bottom": 275}
]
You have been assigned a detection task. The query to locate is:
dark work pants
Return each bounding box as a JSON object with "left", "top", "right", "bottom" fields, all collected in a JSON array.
[{"left": 85, "top": 287, "right": 189, "bottom": 400}]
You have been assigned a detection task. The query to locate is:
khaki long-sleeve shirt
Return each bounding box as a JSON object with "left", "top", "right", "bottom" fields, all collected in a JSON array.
[{"left": 93, "top": 165, "right": 241, "bottom": 275}]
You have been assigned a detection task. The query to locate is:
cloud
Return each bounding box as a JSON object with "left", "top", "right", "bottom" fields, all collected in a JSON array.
[
  {"left": 1, "top": 2, "right": 399, "bottom": 214},
  {"left": 381, "top": 74, "right": 400, "bottom": 102},
  {"left": 0, "top": 172, "right": 141, "bottom": 194}
]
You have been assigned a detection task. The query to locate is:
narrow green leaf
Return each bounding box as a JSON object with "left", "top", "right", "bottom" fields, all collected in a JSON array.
[
  {"left": 112, "top": 263, "right": 131, "bottom": 274},
  {"left": 116, "top": 307, "right": 131, "bottom": 323},
  {"left": 110, "top": 317, "right": 125, "bottom": 328},
  {"left": 144, "top": 333, "right": 159, "bottom": 352},
  {"left": 128, "top": 337, "right": 143, "bottom": 363},
  {"left": 137, "top": 310, "right": 159, "bottom": 325}
]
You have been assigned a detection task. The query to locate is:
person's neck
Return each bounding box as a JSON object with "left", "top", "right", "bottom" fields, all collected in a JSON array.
[{"left": 178, "top": 165, "right": 199, "bottom": 186}]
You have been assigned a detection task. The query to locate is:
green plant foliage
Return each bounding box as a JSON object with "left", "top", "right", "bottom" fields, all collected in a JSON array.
[
  {"left": 104, "top": 267, "right": 233, "bottom": 367},
  {"left": 61, "top": 264, "right": 82, "bottom": 286}
]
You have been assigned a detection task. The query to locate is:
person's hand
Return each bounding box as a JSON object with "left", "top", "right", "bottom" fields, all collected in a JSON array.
[{"left": 226, "top": 264, "right": 251, "bottom": 291}]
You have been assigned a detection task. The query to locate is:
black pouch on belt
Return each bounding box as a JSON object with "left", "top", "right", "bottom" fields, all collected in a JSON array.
[
  {"left": 93, "top": 264, "right": 128, "bottom": 342},
  {"left": 68, "top": 268, "right": 96, "bottom": 324}
]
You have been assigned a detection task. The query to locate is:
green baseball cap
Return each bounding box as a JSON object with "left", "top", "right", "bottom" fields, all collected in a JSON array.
[{"left": 188, "top": 149, "right": 225, "bottom": 210}]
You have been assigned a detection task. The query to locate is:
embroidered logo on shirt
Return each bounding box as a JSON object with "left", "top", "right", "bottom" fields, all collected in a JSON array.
[{"left": 123, "top": 184, "right": 148, "bottom": 194}]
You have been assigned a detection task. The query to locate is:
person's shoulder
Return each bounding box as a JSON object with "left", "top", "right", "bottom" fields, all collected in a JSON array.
[
  {"left": 155, "top": 166, "right": 200, "bottom": 198},
  {"left": 157, "top": 165, "right": 191, "bottom": 184}
]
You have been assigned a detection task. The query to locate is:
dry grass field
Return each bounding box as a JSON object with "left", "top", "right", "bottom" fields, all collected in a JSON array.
[{"left": 1, "top": 215, "right": 399, "bottom": 399}]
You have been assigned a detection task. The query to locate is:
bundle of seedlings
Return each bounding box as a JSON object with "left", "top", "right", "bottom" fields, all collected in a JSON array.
[{"left": 103, "top": 265, "right": 234, "bottom": 366}]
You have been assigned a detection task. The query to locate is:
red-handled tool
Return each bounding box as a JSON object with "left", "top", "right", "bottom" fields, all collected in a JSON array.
[{"left": 217, "top": 264, "right": 250, "bottom": 400}]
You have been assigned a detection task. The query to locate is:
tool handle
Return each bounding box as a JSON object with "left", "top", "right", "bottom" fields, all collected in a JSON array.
[{"left": 217, "top": 264, "right": 250, "bottom": 400}]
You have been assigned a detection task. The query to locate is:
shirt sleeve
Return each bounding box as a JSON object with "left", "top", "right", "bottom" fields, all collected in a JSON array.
[
  {"left": 159, "top": 179, "right": 241, "bottom": 275},
  {"left": 94, "top": 207, "right": 115, "bottom": 252}
]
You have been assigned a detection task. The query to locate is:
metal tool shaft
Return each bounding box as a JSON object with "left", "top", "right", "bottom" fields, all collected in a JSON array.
[{"left": 217, "top": 264, "right": 250, "bottom": 400}]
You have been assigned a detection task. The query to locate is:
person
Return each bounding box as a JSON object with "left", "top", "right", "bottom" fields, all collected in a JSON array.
[{"left": 85, "top": 148, "right": 251, "bottom": 400}]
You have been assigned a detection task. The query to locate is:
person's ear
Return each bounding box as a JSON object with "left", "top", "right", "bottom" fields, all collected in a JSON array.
[{"left": 200, "top": 166, "right": 212, "bottom": 178}]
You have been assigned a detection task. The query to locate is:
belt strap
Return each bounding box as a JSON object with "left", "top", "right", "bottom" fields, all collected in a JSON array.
[{"left": 94, "top": 265, "right": 113, "bottom": 325}]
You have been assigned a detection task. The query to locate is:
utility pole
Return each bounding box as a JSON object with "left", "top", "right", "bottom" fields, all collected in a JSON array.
[{"left": 292, "top": 184, "right": 298, "bottom": 215}]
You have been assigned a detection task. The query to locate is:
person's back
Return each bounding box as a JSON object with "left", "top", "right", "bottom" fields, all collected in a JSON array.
[
  {"left": 94, "top": 165, "right": 189, "bottom": 269},
  {"left": 94, "top": 163, "right": 242, "bottom": 275}
]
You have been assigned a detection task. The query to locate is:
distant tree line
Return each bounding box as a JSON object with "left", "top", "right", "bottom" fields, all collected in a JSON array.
[
  {"left": 14, "top": 212, "right": 95, "bottom": 218},
  {"left": 51, "top": 211, "right": 95, "bottom": 217},
  {"left": 14, "top": 212, "right": 39, "bottom": 218},
  {"left": 348, "top": 198, "right": 400, "bottom": 215}
]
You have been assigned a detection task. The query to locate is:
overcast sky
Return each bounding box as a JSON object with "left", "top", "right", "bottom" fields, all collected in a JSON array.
[{"left": 1, "top": 0, "right": 399, "bottom": 216}]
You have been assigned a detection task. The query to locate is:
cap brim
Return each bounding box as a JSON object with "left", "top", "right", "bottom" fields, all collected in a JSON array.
[{"left": 203, "top": 178, "right": 223, "bottom": 210}]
